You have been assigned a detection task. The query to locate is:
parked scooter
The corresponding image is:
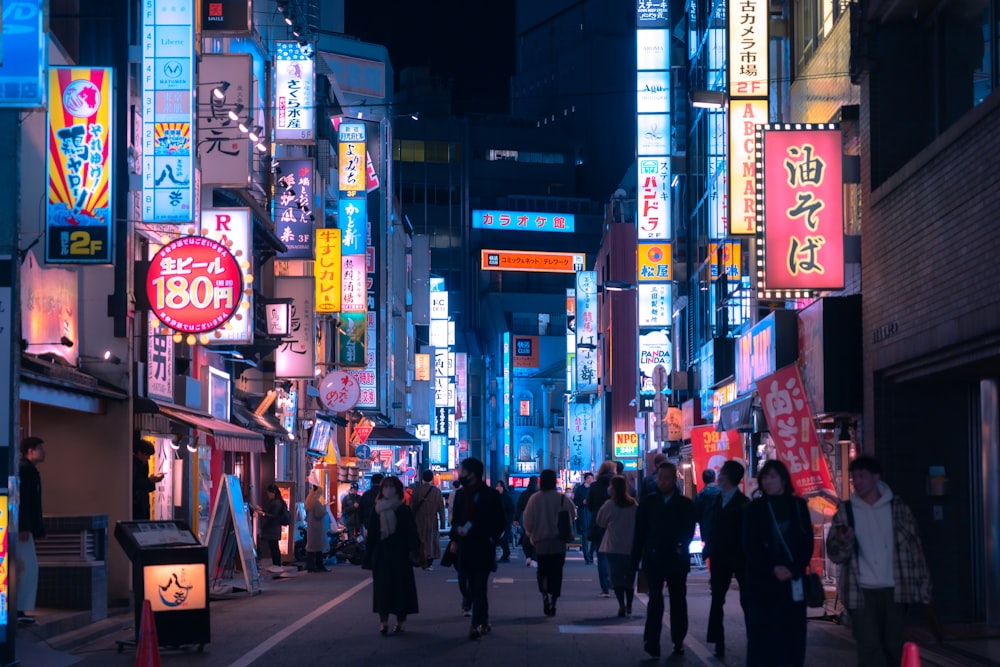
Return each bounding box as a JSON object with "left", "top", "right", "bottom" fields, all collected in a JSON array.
[{"left": 293, "top": 525, "right": 365, "bottom": 566}]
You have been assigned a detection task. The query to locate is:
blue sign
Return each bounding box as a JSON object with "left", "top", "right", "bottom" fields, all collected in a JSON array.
[
  {"left": 338, "top": 197, "right": 368, "bottom": 255},
  {"left": 0, "top": 1, "right": 46, "bottom": 107},
  {"left": 472, "top": 209, "right": 575, "bottom": 233},
  {"left": 354, "top": 444, "right": 371, "bottom": 460}
]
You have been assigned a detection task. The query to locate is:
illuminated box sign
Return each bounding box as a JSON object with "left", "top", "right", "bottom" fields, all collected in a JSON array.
[
  {"left": 338, "top": 122, "right": 366, "bottom": 194},
  {"left": 575, "top": 271, "right": 598, "bottom": 393},
  {"left": 735, "top": 311, "right": 798, "bottom": 395},
  {"left": 338, "top": 198, "right": 368, "bottom": 255},
  {"left": 568, "top": 402, "right": 594, "bottom": 471},
  {"left": 274, "top": 41, "right": 314, "bottom": 142},
  {"left": 146, "top": 236, "right": 243, "bottom": 334},
  {"left": 200, "top": 208, "right": 253, "bottom": 344},
  {"left": 472, "top": 209, "right": 575, "bottom": 233},
  {"left": 729, "top": 99, "right": 769, "bottom": 235},
  {"left": 430, "top": 292, "right": 449, "bottom": 320},
  {"left": 143, "top": 563, "right": 207, "bottom": 612},
  {"left": 481, "top": 250, "right": 585, "bottom": 274},
  {"left": 142, "top": 0, "right": 195, "bottom": 223},
  {"left": 638, "top": 114, "right": 670, "bottom": 156},
  {"left": 728, "top": 0, "right": 769, "bottom": 98},
  {"left": 708, "top": 241, "right": 742, "bottom": 281},
  {"left": 637, "top": 70, "right": 669, "bottom": 113},
  {"left": 0, "top": 2, "right": 46, "bottom": 107},
  {"left": 147, "top": 312, "right": 174, "bottom": 401},
  {"left": 201, "top": 0, "right": 251, "bottom": 34},
  {"left": 757, "top": 124, "right": 845, "bottom": 296},
  {"left": 198, "top": 54, "right": 252, "bottom": 188},
  {"left": 512, "top": 336, "right": 539, "bottom": 369},
  {"left": 639, "top": 330, "right": 672, "bottom": 393},
  {"left": 341, "top": 255, "right": 366, "bottom": 312},
  {"left": 315, "top": 228, "right": 342, "bottom": 313},
  {"left": 637, "top": 158, "right": 671, "bottom": 240},
  {"left": 337, "top": 311, "right": 366, "bottom": 366},
  {"left": 638, "top": 284, "right": 671, "bottom": 327},
  {"left": 275, "top": 159, "right": 315, "bottom": 259},
  {"left": 415, "top": 353, "right": 430, "bottom": 381},
  {"left": 613, "top": 431, "right": 640, "bottom": 459},
  {"left": 46, "top": 68, "right": 113, "bottom": 264},
  {"left": 637, "top": 242, "right": 671, "bottom": 282}
]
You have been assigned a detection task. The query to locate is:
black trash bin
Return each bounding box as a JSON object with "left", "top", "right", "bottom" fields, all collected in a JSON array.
[{"left": 114, "top": 520, "right": 210, "bottom": 649}]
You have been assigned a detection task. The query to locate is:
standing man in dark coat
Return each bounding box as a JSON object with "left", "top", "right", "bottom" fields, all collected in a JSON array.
[
  {"left": 704, "top": 460, "right": 751, "bottom": 658},
  {"left": 572, "top": 472, "right": 594, "bottom": 564},
  {"left": 449, "top": 457, "right": 504, "bottom": 639},
  {"left": 132, "top": 437, "right": 163, "bottom": 520},
  {"left": 17, "top": 437, "right": 47, "bottom": 624},
  {"left": 359, "top": 473, "right": 384, "bottom": 538},
  {"left": 632, "top": 461, "right": 696, "bottom": 658}
]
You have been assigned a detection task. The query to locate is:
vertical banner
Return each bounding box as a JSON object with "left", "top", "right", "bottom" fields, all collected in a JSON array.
[
  {"left": 198, "top": 54, "right": 252, "bottom": 188},
  {"left": 574, "top": 271, "right": 598, "bottom": 393},
  {"left": 275, "top": 158, "right": 315, "bottom": 259},
  {"left": 274, "top": 277, "right": 316, "bottom": 378},
  {"left": 200, "top": 209, "right": 253, "bottom": 344},
  {"left": 729, "top": 99, "right": 769, "bottom": 235},
  {"left": 142, "top": 0, "right": 196, "bottom": 222},
  {"left": 337, "top": 312, "right": 367, "bottom": 367},
  {"left": 147, "top": 312, "right": 174, "bottom": 401},
  {"left": 568, "top": 402, "right": 594, "bottom": 471},
  {"left": 503, "top": 333, "right": 511, "bottom": 464},
  {"left": 689, "top": 426, "right": 742, "bottom": 481},
  {"left": 728, "top": 0, "right": 769, "bottom": 97},
  {"left": 46, "top": 68, "right": 113, "bottom": 263},
  {"left": 315, "top": 228, "right": 342, "bottom": 313},
  {"left": 455, "top": 352, "right": 468, "bottom": 423},
  {"left": 566, "top": 288, "right": 576, "bottom": 390},
  {"left": 274, "top": 41, "right": 314, "bottom": 142},
  {"left": 340, "top": 255, "right": 366, "bottom": 312}
]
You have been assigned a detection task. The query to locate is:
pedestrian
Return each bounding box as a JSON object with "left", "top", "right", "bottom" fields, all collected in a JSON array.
[
  {"left": 362, "top": 475, "right": 420, "bottom": 634},
  {"left": 594, "top": 474, "right": 638, "bottom": 617},
  {"left": 449, "top": 457, "right": 504, "bottom": 639},
  {"left": 17, "top": 437, "right": 46, "bottom": 624},
  {"left": 694, "top": 468, "right": 721, "bottom": 546},
  {"left": 640, "top": 452, "right": 667, "bottom": 497},
  {"left": 743, "top": 459, "right": 813, "bottom": 667},
  {"left": 341, "top": 482, "right": 362, "bottom": 539},
  {"left": 825, "top": 455, "right": 932, "bottom": 667},
  {"left": 132, "top": 436, "right": 164, "bottom": 520},
  {"left": 445, "top": 479, "right": 472, "bottom": 615},
  {"left": 253, "top": 483, "right": 289, "bottom": 573},
  {"left": 495, "top": 480, "right": 515, "bottom": 562},
  {"left": 572, "top": 472, "right": 594, "bottom": 564},
  {"left": 586, "top": 460, "right": 616, "bottom": 596},
  {"left": 410, "top": 470, "right": 446, "bottom": 569},
  {"left": 359, "top": 473, "right": 384, "bottom": 537},
  {"left": 632, "top": 461, "right": 695, "bottom": 657},
  {"left": 704, "top": 460, "right": 751, "bottom": 658},
  {"left": 304, "top": 483, "right": 329, "bottom": 572},
  {"left": 514, "top": 475, "right": 538, "bottom": 565},
  {"left": 522, "top": 469, "right": 576, "bottom": 617}
]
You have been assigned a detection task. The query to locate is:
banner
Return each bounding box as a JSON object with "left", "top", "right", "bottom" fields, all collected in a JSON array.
[
  {"left": 568, "top": 402, "right": 594, "bottom": 471},
  {"left": 275, "top": 159, "right": 315, "bottom": 259},
  {"left": 689, "top": 426, "right": 742, "bottom": 482},
  {"left": 274, "top": 277, "right": 315, "bottom": 378},
  {"left": 198, "top": 55, "right": 252, "bottom": 188},
  {"left": 315, "top": 228, "right": 341, "bottom": 313},
  {"left": 274, "top": 41, "right": 314, "bottom": 142},
  {"left": 575, "top": 271, "right": 598, "bottom": 392}
]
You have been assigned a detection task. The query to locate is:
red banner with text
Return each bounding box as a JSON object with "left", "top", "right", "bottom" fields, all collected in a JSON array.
[{"left": 689, "top": 426, "right": 743, "bottom": 483}]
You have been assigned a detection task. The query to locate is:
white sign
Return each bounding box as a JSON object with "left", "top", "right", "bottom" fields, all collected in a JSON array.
[
  {"left": 274, "top": 41, "right": 314, "bottom": 142},
  {"left": 318, "top": 370, "right": 361, "bottom": 412},
  {"left": 575, "top": 271, "right": 598, "bottom": 393},
  {"left": 430, "top": 292, "right": 449, "bottom": 320},
  {"left": 637, "top": 158, "right": 671, "bottom": 240},
  {"left": 274, "top": 277, "right": 315, "bottom": 378},
  {"left": 200, "top": 208, "right": 253, "bottom": 343},
  {"left": 430, "top": 320, "right": 448, "bottom": 348},
  {"left": 639, "top": 330, "right": 672, "bottom": 393},
  {"left": 639, "top": 284, "right": 672, "bottom": 327},
  {"left": 198, "top": 54, "right": 252, "bottom": 187},
  {"left": 147, "top": 311, "right": 174, "bottom": 400}
]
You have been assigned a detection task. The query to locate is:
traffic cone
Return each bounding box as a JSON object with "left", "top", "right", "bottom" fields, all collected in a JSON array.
[
  {"left": 135, "top": 599, "right": 161, "bottom": 667},
  {"left": 901, "top": 641, "right": 921, "bottom": 667}
]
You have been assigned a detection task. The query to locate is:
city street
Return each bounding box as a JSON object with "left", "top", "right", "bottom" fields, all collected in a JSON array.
[{"left": 18, "top": 546, "right": 976, "bottom": 667}]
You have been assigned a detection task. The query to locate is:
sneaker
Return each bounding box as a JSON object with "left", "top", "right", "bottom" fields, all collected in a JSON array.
[
  {"left": 17, "top": 613, "right": 35, "bottom": 624},
  {"left": 672, "top": 644, "right": 685, "bottom": 656},
  {"left": 422, "top": 565, "right": 435, "bottom": 571},
  {"left": 598, "top": 591, "right": 610, "bottom": 598},
  {"left": 525, "top": 558, "right": 533, "bottom": 567},
  {"left": 530, "top": 560, "right": 538, "bottom": 568},
  {"left": 462, "top": 608, "right": 472, "bottom": 617}
]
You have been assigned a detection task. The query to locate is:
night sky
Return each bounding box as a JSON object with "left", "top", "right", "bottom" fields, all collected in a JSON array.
[{"left": 344, "top": 0, "right": 516, "bottom": 115}]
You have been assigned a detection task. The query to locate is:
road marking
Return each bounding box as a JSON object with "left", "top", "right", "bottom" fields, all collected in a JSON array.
[
  {"left": 226, "top": 578, "right": 371, "bottom": 667},
  {"left": 560, "top": 625, "right": 644, "bottom": 635}
]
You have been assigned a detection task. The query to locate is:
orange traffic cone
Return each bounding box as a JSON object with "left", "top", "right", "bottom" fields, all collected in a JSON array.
[
  {"left": 901, "top": 641, "right": 922, "bottom": 667},
  {"left": 135, "top": 599, "right": 161, "bottom": 667}
]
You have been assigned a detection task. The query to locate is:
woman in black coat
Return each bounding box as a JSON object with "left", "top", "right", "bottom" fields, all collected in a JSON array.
[
  {"left": 253, "top": 484, "right": 287, "bottom": 569},
  {"left": 362, "top": 476, "right": 421, "bottom": 634},
  {"left": 742, "top": 459, "right": 814, "bottom": 667}
]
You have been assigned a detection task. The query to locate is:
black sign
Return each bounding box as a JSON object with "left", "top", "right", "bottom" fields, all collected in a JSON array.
[
  {"left": 433, "top": 407, "right": 450, "bottom": 435},
  {"left": 202, "top": 0, "right": 251, "bottom": 34}
]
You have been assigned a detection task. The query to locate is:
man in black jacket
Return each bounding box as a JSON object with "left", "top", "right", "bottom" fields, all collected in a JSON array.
[
  {"left": 586, "top": 461, "right": 616, "bottom": 594},
  {"left": 18, "top": 437, "right": 47, "bottom": 624},
  {"left": 358, "top": 473, "right": 384, "bottom": 537},
  {"left": 704, "top": 460, "right": 751, "bottom": 658},
  {"left": 632, "top": 461, "right": 695, "bottom": 658}
]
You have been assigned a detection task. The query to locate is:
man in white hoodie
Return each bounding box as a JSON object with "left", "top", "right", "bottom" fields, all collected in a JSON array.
[{"left": 826, "top": 455, "right": 931, "bottom": 667}]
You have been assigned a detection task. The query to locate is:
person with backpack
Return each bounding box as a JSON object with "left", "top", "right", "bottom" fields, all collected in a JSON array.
[
  {"left": 826, "top": 455, "right": 932, "bottom": 667},
  {"left": 254, "top": 483, "right": 290, "bottom": 572}
]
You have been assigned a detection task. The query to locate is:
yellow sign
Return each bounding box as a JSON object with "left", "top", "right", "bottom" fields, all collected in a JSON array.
[
  {"left": 708, "top": 241, "right": 742, "bottom": 282},
  {"left": 613, "top": 431, "right": 640, "bottom": 458},
  {"left": 637, "top": 242, "right": 671, "bottom": 282},
  {"left": 143, "top": 563, "right": 207, "bottom": 612},
  {"left": 315, "top": 228, "right": 342, "bottom": 313},
  {"left": 729, "top": 99, "right": 769, "bottom": 235},
  {"left": 415, "top": 353, "right": 430, "bottom": 381}
]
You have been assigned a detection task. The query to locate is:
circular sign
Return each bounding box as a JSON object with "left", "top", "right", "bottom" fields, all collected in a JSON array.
[
  {"left": 318, "top": 371, "right": 361, "bottom": 412},
  {"left": 63, "top": 79, "right": 101, "bottom": 118},
  {"left": 404, "top": 467, "right": 417, "bottom": 480},
  {"left": 147, "top": 236, "right": 243, "bottom": 333},
  {"left": 355, "top": 444, "right": 371, "bottom": 460},
  {"left": 645, "top": 245, "right": 665, "bottom": 262}
]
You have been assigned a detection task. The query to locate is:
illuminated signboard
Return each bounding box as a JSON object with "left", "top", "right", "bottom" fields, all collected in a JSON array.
[
  {"left": 0, "top": 2, "right": 46, "bottom": 107},
  {"left": 142, "top": 0, "right": 195, "bottom": 223},
  {"left": 337, "top": 311, "right": 366, "bottom": 367},
  {"left": 637, "top": 70, "right": 669, "bottom": 113},
  {"left": 481, "top": 250, "right": 585, "bottom": 274},
  {"left": 575, "top": 271, "right": 598, "bottom": 393},
  {"left": 708, "top": 241, "right": 743, "bottom": 282},
  {"left": 757, "top": 124, "right": 844, "bottom": 296},
  {"left": 198, "top": 54, "right": 252, "bottom": 188},
  {"left": 568, "top": 402, "right": 594, "bottom": 471},
  {"left": 315, "top": 228, "right": 342, "bottom": 313},
  {"left": 472, "top": 209, "right": 575, "bottom": 233},
  {"left": 613, "top": 431, "right": 640, "bottom": 459},
  {"left": 147, "top": 236, "right": 243, "bottom": 334},
  {"left": 638, "top": 114, "right": 670, "bottom": 156},
  {"left": 200, "top": 209, "right": 252, "bottom": 344},
  {"left": 639, "top": 330, "right": 672, "bottom": 393},
  {"left": 430, "top": 291, "right": 449, "bottom": 320},
  {"left": 637, "top": 157, "right": 671, "bottom": 240},
  {"left": 638, "top": 284, "right": 671, "bottom": 327},
  {"left": 512, "top": 336, "right": 539, "bottom": 369},
  {"left": 566, "top": 288, "right": 576, "bottom": 389},
  {"left": 729, "top": 99, "right": 769, "bottom": 235},
  {"left": 46, "top": 68, "right": 113, "bottom": 263},
  {"left": 637, "top": 242, "right": 671, "bottom": 282},
  {"left": 0, "top": 495, "right": 7, "bottom": 626},
  {"left": 341, "top": 254, "right": 366, "bottom": 312},
  {"left": 735, "top": 314, "right": 777, "bottom": 395},
  {"left": 728, "top": 0, "right": 769, "bottom": 98},
  {"left": 415, "top": 353, "right": 430, "bottom": 381},
  {"left": 274, "top": 41, "right": 314, "bottom": 142},
  {"left": 338, "top": 198, "right": 368, "bottom": 255},
  {"left": 338, "top": 122, "right": 367, "bottom": 194},
  {"left": 274, "top": 277, "right": 316, "bottom": 379},
  {"left": 143, "top": 563, "right": 207, "bottom": 612},
  {"left": 503, "top": 333, "right": 511, "bottom": 463},
  {"left": 318, "top": 370, "right": 361, "bottom": 412},
  {"left": 147, "top": 312, "right": 174, "bottom": 401},
  {"left": 456, "top": 352, "right": 468, "bottom": 423},
  {"left": 275, "top": 159, "right": 315, "bottom": 259}
]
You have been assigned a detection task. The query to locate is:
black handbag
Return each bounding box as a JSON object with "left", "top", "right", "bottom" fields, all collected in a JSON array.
[
  {"left": 768, "top": 501, "right": 824, "bottom": 608},
  {"left": 558, "top": 508, "right": 573, "bottom": 542}
]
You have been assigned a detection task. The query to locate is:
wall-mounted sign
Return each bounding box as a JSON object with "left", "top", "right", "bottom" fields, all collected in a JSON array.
[
  {"left": 338, "top": 198, "right": 368, "bottom": 255},
  {"left": 728, "top": 0, "right": 768, "bottom": 97},
  {"left": 337, "top": 121, "right": 366, "bottom": 194},
  {"left": 415, "top": 353, "right": 430, "bottom": 381},
  {"left": 613, "top": 431, "right": 640, "bottom": 459},
  {"left": 198, "top": 54, "right": 252, "bottom": 188},
  {"left": 472, "top": 209, "right": 575, "bottom": 233},
  {"left": 315, "top": 228, "right": 342, "bottom": 313},
  {"left": 274, "top": 277, "right": 316, "bottom": 378},
  {"left": 637, "top": 157, "right": 671, "bottom": 240},
  {"left": 337, "top": 311, "right": 367, "bottom": 367},
  {"left": 274, "top": 41, "right": 314, "bottom": 142},
  {"left": 430, "top": 292, "right": 449, "bottom": 320},
  {"left": 568, "top": 401, "right": 594, "bottom": 471},
  {"left": 0, "top": 1, "right": 46, "bottom": 108},
  {"left": 481, "top": 250, "right": 585, "bottom": 274},
  {"left": 142, "top": 0, "right": 196, "bottom": 223},
  {"left": 275, "top": 159, "right": 315, "bottom": 259},
  {"left": 512, "top": 336, "right": 539, "bottom": 369},
  {"left": 637, "top": 242, "right": 671, "bottom": 282},
  {"left": 147, "top": 312, "right": 174, "bottom": 401},
  {"left": 147, "top": 236, "right": 243, "bottom": 334},
  {"left": 638, "top": 284, "right": 671, "bottom": 327},
  {"left": 729, "top": 99, "right": 769, "bottom": 235},
  {"left": 340, "top": 254, "right": 366, "bottom": 312},
  {"left": 318, "top": 370, "right": 361, "bottom": 412},
  {"left": 201, "top": 0, "right": 252, "bottom": 34},
  {"left": 575, "top": 271, "right": 598, "bottom": 393},
  {"left": 200, "top": 209, "right": 252, "bottom": 344},
  {"left": 265, "top": 302, "right": 291, "bottom": 337},
  {"left": 639, "top": 330, "right": 672, "bottom": 393},
  {"left": 708, "top": 241, "right": 742, "bottom": 281}
]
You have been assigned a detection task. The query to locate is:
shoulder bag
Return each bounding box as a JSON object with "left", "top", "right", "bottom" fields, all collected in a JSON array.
[
  {"left": 557, "top": 496, "right": 573, "bottom": 542},
  {"left": 767, "top": 500, "right": 824, "bottom": 608}
]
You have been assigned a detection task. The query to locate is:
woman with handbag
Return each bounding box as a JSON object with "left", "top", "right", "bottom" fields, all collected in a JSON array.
[
  {"left": 594, "top": 475, "right": 638, "bottom": 617},
  {"left": 742, "top": 459, "right": 814, "bottom": 667},
  {"left": 522, "top": 469, "right": 576, "bottom": 617},
  {"left": 254, "top": 484, "right": 288, "bottom": 572},
  {"left": 362, "top": 476, "right": 421, "bottom": 634}
]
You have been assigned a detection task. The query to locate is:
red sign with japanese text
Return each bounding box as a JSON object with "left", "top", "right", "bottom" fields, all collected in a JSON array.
[
  {"left": 689, "top": 426, "right": 742, "bottom": 483},
  {"left": 147, "top": 236, "right": 243, "bottom": 333},
  {"left": 759, "top": 126, "right": 844, "bottom": 291},
  {"left": 354, "top": 421, "right": 373, "bottom": 444},
  {"left": 756, "top": 364, "right": 837, "bottom": 497}
]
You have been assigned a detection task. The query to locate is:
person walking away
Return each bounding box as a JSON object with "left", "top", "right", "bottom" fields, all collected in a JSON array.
[
  {"left": 495, "top": 480, "right": 516, "bottom": 562},
  {"left": 704, "top": 460, "right": 751, "bottom": 658},
  {"left": 694, "top": 468, "right": 721, "bottom": 548},
  {"left": 254, "top": 484, "right": 289, "bottom": 573},
  {"left": 359, "top": 473, "right": 384, "bottom": 539},
  {"left": 743, "top": 459, "right": 814, "bottom": 667},
  {"left": 594, "top": 475, "right": 638, "bottom": 617},
  {"left": 514, "top": 475, "right": 538, "bottom": 565},
  {"left": 449, "top": 457, "right": 504, "bottom": 639},
  {"left": 341, "top": 483, "right": 362, "bottom": 540},
  {"left": 825, "top": 455, "right": 932, "bottom": 667},
  {"left": 640, "top": 452, "right": 667, "bottom": 498},
  {"left": 17, "top": 437, "right": 46, "bottom": 624},
  {"left": 132, "top": 436, "right": 164, "bottom": 520},
  {"left": 587, "top": 460, "right": 617, "bottom": 596},
  {"left": 304, "top": 484, "right": 329, "bottom": 572},
  {"left": 522, "top": 469, "right": 576, "bottom": 617},
  {"left": 632, "top": 461, "right": 695, "bottom": 657},
  {"left": 362, "top": 476, "right": 420, "bottom": 634},
  {"left": 573, "top": 472, "right": 594, "bottom": 564},
  {"left": 410, "top": 470, "right": 446, "bottom": 569}
]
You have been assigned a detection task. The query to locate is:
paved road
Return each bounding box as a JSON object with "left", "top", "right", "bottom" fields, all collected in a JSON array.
[{"left": 24, "top": 548, "right": 961, "bottom": 667}]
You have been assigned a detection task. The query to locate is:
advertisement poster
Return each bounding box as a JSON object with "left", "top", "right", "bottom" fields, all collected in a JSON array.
[{"left": 689, "top": 426, "right": 742, "bottom": 482}]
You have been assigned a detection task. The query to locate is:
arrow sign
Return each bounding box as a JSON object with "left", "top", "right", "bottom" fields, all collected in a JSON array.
[
  {"left": 354, "top": 444, "right": 371, "bottom": 459},
  {"left": 354, "top": 422, "right": 373, "bottom": 444}
]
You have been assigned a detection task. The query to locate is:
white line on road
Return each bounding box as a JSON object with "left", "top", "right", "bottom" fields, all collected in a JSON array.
[
  {"left": 226, "top": 578, "right": 371, "bottom": 667},
  {"left": 559, "top": 624, "right": 644, "bottom": 635}
]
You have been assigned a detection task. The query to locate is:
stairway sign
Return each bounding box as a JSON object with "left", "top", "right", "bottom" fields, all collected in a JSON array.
[{"left": 205, "top": 474, "right": 260, "bottom": 595}]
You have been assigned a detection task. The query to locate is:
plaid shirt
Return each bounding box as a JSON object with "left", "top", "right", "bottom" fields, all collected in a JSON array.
[{"left": 826, "top": 496, "right": 932, "bottom": 609}]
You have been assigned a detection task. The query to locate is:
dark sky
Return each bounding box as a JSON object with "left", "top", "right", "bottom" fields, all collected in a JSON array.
[{"left": 344, "top": 0, "right": 515, "bottom": 115}]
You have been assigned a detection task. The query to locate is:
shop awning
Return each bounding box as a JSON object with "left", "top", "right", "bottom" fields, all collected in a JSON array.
[
  {"left": 365, "top": 426, "right": 421, "bottom": 446},
  {"left": 137, "top": 400, "right": 266, "bottom": 453},
  {"left": 232, "top": 399, "right": 288, "bottom": 439},
  {"left": 21, "top": 354, "right": 128, "bottom": 414},
  {"left": 718, "top": 395, "right": 754, "bottom": 432}
]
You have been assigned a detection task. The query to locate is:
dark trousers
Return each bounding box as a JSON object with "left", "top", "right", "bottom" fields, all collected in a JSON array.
[
  {"left": 851, "top": 587, "right": 905, "bottom": 667},
  {"left": 643, "top": 570, "right": 688, "bottom": 648},
  {"left": 266, "top": 539, "right": 282, "bottom": 566},
  {"left": 707, "top": 559, "right": 747, "bottom": 644},
  {"left": 535, "top": 552, "right": 567, "bottom": 597},
  {"left": 577, "top": 508, "right": 592, "bottom": 562},
  {"left": 747, "top": 598, "right": 806, "bottom": 667},
  {"left": 499, "top": 524, "right": 512, "bottom": 559},
  {"left": 458, "top": 570, "right": 472, "bottom": 611},
  {"left": 464, "top": 568, "right": 491, "bottom": 627}
]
